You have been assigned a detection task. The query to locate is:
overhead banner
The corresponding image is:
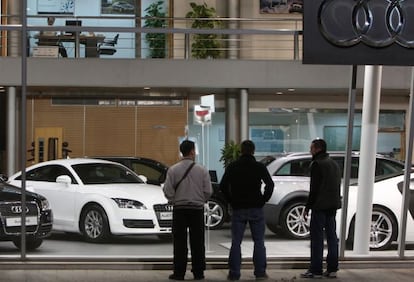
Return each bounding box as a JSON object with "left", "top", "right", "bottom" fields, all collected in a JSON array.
[{"left": 303, "top": 0, "right": 414, "bottom": 65}]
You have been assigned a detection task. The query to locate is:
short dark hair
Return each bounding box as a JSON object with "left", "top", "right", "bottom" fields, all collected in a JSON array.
[
  {"left": 180, "top": 140, "right": 195, "bottom": 157},
  {"left": 241, "top": 140, "right": 255, "bottom": 155},
  {"left": 311, "top": 138, "right": 327, "bottom": 153}
]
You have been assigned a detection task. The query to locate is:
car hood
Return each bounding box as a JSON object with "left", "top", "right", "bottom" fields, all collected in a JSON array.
[
  {"left": 84, "top": 183, "right": 168, "bottom": 205},
  {"left": 0, "top": 181, "right": 44, "bottom": 202}
]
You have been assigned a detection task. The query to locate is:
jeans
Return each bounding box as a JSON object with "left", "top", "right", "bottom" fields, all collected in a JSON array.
[
  {"left": 172, "top": 208, "right": 205, "bottom": 277},
  {"left": 310, "top": 210, "right": 339, "bottom": 274},
  {"left": 229, "top": 208, "right": 267, "bottom": 279}
]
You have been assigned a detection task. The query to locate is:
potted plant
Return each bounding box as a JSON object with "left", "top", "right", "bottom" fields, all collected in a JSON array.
[
  {"left": 186, "top": 2, "right": 223, "bottom": 59},
  {"left": 144, "top": 0, "right": 167, "bottom": 58},
  {"left": 219, "top": 141, "right": 241, "bottom": 168}
]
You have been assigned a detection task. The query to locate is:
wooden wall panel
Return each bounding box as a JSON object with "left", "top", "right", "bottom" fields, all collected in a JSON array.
[
  {"left": 28, "top": 98, "right": 188, "bottom": 166},
  {"left": 28, "top": 98, "right": 84, "bottom": 162},
  {"left": 137, "top": 105, "right": 187, "bottom": 166},
  {"left": 84, "top": 106, "right": 136, "bottom": 156}
]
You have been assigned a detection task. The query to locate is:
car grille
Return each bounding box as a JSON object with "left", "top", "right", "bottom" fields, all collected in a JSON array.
[
  {"left": 0, "top": 201, "right": 39, "bottom": 235},
  {"left": 153, "top": 204, "right": 173, "bottom": 228}
]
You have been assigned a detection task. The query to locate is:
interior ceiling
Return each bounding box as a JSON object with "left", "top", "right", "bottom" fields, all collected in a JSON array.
[{"left": 25, "top": 86, "right": 410, "bottom": 98}]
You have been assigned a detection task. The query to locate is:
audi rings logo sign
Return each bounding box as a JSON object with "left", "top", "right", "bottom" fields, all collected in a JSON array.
[
  {"left": 303, "top": 0, "right": 414, "bottom": 65},
  {"left": 318, "top": 0, "right": 414, "bottom": 48},
  {"left": 10, "top": 205, "right": 29, "bottom": 214}
]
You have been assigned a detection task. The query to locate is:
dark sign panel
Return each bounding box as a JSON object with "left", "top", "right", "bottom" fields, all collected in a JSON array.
[{"left": 303, "top": 0, "right": 414, "bottom": 65}]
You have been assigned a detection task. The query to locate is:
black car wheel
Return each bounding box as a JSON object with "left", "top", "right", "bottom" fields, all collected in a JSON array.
[
  {"left": 80, "top": 204, "right": 110, "bottom": 243},
  {"left": 347, "top": 206, "right": 397, "bottom": 251},
  {"left": 281, "top": 201, "right": 310, "bottom": 239},
  {"left": 13, "top": 238, "right": 43, "bottom": 251},
  {"left": 204, "top": 199, "right": 227, "bottom": 230}
]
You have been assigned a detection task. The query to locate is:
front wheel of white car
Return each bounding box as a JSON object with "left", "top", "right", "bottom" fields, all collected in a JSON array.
[
  {"left": 347, "top": 206, "right": 397, "bottom": 251},
  {"left": 281, "top": 201, "right": 310, "bottom": 239},
  {"left": 80, "top": 204, "right": 110, "bottom": 243}
]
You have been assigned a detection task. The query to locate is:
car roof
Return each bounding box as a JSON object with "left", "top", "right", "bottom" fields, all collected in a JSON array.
[
  {"left": 26, "top": 158, "right": 118, "bottom": 169},
  {"left": 92, "top": 156, "right": 168, "bottom": 168}
]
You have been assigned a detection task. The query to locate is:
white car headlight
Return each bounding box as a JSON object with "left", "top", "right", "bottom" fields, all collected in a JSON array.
[
  {"left": 40, "top": 198, "right": 50, "bottom": 211},
  {"left": 112, "top": 198, "right": 147, "bottom": 210}
]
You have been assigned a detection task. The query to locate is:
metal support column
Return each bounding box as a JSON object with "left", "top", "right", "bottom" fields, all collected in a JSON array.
[
  {"left": 397, "top": 67, "right": 414, "bottom": 257},
  {"left": 225, "top": 90, "right": 240, "bottom": 144},
  {"left": 339, "top": 65, "right": 357, "bottom": 258},
  {"left": 354, "top": 65, "right": 382, "bottom": 254}
]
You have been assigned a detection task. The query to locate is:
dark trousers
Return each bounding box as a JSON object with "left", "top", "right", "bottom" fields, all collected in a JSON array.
[
  {"left": 172, "top": 208, "right": 205, "bottom": 277},
  {"left": 229, "top": 208, "right": 267, "bottom": 279},
  {"left": 310, "top": 210, "right": 339, "bottom": 274}
]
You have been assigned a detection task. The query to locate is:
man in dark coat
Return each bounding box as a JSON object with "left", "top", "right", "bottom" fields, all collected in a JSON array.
[
  {"left": 220, "top": 140, "right": 274, "bottom": 281},
  {"left": 301, "top": 139, "right": 341, "bottom": 279}
]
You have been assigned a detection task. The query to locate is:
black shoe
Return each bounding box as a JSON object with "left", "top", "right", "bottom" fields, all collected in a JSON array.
[
  {"left": 168, "top": 274, "right": 184, "bottom": 280},
  {"left": 256, "top": 273, "right": 269, "bottom": 280},
  {"left": 300, "top": 270, "right": 322, "bottom": 279},
  {"left": 227, "top": 274, "right": 240, "bottom": 281},
  {"left": 193, "top": 273, "right": 204, "bottom": 280}
]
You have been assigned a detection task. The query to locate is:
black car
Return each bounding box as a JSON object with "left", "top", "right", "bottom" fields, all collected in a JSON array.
[
  {"left": 94, "top": 156, "right": 230, "bottom": 229},
  {"left": 0, "top": 177, "right": 53, "bottom": 250}
]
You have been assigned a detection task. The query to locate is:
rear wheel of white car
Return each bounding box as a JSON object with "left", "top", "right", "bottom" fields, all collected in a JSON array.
[
  {"left": 80, "top": 204, "right": 110, "bottom": 243},
  {"left": 347, "top": 206, "right": 397, "bottom": 251},
  {"left": 281, "top": 201, "right": 310, "bottom": 239},
  {"left": 204, "top": 199, "right": 226, "bottom": 230}
]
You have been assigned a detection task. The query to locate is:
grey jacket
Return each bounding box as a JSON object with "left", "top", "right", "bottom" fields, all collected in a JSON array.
[{"left": 163, "top": 158, "right": 212, "bottom": 209}]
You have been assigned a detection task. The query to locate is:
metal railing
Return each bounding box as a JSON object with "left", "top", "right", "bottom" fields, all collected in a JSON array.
[{"left": 0, "top": 15, "right": 303, "bottom": 60}]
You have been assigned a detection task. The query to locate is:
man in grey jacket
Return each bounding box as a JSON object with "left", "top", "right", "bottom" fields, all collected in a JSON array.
[{"left": 163, "top": 140, "right": 212, "bottom": 281}]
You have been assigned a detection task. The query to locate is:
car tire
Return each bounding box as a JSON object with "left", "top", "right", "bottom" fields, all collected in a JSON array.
[
  {"left": 80, "top": 204, "right": 110, "bottom": 243},
  {"left": 347, "top": 206, "right": 397, "bottom": 251},
  {"left": 280, "top": 201, "right": 310, "bottom": 239},
  {"left": 13, "top": 238, "right": 43, "bottom": 250},
  {"left": 204, "top": 198, "right": 227, "bottom": 230}
]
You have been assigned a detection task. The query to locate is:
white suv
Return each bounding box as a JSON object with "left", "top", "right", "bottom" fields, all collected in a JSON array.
[{"left": 261, "top": 152, "right": 407, "bottom": 250}]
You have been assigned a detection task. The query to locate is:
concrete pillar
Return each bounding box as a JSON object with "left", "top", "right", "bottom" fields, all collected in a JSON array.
[
  {"left": 227, "top": 0, "right": 240, "bottom": 60},
  {"left": 6, "top": 0, "right": 21, "bottom": 175},
  {"left": 224, "top": 1, "right": 241, "bottom": 143},
  {"left": 225, "top": 90, "right": 240, "bottom": 143},
  {"left": 354, "top": 65, "right": 382, "bottom": 254},
  {"left": 6, "top": 88, "right": 17, "bottom": 176},
  {"left": 240, "top": 89, "right": 249, "bottom": 141}
]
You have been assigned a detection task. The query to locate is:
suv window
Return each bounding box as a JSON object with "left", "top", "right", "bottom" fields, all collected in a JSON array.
[
  {"left": 276, "top": 159, "right": 312, "bottom": 176},
  {"left": 274, "top": 156, "right": 404, "bottom": 179}
]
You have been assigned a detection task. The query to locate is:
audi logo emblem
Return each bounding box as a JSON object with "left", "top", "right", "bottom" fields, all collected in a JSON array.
[
  {"left": 10, "top": 205, "right": 29, "bottom": 214},
  {"left": 318, "top": 0, "right": 414, "bottom": 48},
  {"left": 165, "top": 205, "right": 173, "bottom": 212}
]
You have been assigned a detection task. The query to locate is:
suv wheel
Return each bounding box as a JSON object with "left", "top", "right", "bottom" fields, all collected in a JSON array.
[
  {"left": 281, "top": 201, "right": 310, "bottom": 239},
  {"left": 204, "top": 199, "right": 226, "bottom": 229}
]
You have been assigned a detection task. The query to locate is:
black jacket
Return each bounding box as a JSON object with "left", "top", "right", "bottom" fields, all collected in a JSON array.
[
  {"left": 219, "top": 154, "right": 274, "bottom": 209},
  {"left": 306, "top": 151, "right": 341, "bottom": 211}
]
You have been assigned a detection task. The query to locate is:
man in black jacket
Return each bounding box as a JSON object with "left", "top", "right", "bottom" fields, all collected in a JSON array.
[
  {"left": 301, "top": 139, "right": 341, "bottom": 279},
  {"left": 220, "top": 140, "right": 274, "bottom": 281}
]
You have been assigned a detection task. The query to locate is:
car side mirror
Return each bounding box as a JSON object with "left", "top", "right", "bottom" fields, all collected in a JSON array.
[
  {"left": 56, "top": 175, "right": 72, "bottom": 185},
  {"left": 138, "top": 175, "right": 148, "bottom": 183}
]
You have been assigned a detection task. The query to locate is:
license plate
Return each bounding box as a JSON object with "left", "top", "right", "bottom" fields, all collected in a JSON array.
[
  {"left": 160, "top": 212, "right": 172, "bottom": 220},
  {"left": 6, "top": 216, "right": 38, "bottom": 227}
]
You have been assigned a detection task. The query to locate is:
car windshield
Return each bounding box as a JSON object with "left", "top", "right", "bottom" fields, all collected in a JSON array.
[{"left": 72, "top": 163, "right": 144, "bottom": 185}]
